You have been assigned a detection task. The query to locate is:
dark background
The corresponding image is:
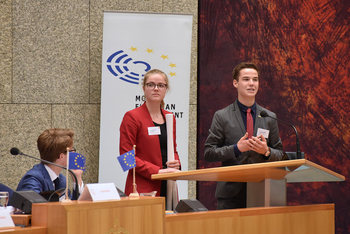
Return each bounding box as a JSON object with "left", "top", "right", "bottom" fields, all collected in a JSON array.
[{"left": 197, "top": 0, "right": 350, "bottom": 233}]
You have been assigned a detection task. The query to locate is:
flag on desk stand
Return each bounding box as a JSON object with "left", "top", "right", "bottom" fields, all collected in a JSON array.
[
  {"left": 117, "top": 149, "right": 136, "bottom": 172},
  {"left": 166, "top": 114, "right": 179, "bottom": 210},
  {"left": 69, "top": 152, "right": 86, "bottom": 171},
  {"left": 117, "top": 146, "right": 139, "bottom": 198},
  {"left": 62, "top": 148, "right": 73, "bottom": 203}
]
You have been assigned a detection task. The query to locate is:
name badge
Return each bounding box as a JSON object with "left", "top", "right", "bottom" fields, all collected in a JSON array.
[
  {"left": 148, "top": 126, "right": 161, "bottom": 135},
  {"left": 257, "top": 128, "right": 269, "bottom": 139}
]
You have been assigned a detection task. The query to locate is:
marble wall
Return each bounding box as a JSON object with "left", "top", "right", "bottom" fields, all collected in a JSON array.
[{"left": 0, "top": 0, "right": 197, "bottom": 199}]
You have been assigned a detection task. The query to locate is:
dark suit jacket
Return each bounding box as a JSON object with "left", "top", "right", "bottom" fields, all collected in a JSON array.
[
  {"left": 119, "top": 103, "right": 180, "bottom": 196},
  {"left": 204, "top": 101, "right": 285, "bottom": 198},
  {"left": 16, "top": 163, "right": 67, "bottom": 194}
]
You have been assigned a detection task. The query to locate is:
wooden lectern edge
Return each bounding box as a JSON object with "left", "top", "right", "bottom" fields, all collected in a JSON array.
[
  {"left": 304, "top": 160, "right": 345, "bottom": 181},
  {"left": 152, "top": 159, "right": 307, "bottom": 180},
  {"left": 151, "top": 159, "right": 345, "bottom": 182}
]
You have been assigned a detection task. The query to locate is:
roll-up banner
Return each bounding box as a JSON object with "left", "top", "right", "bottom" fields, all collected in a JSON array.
[{"left": 99, "top": 11, "right": 193, "bottom": 200}]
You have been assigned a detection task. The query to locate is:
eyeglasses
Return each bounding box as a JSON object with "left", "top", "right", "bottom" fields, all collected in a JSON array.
[
  {"left": 145, "top": 83, "right": 167, "bottom": 90},
  {"left": 64, "top": 147, "right": 76, "bottom": 154}
]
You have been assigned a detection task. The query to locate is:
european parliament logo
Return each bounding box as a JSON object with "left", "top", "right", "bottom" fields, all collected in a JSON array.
[
  {"left": 68, "top": 152, "right": 86, "bottom": 172},
  {"left": 117, "top": 149, "right": 136, "bottom": 172},
  {"left": 106, "top": 47, "right": 178, "bottom": 85}
]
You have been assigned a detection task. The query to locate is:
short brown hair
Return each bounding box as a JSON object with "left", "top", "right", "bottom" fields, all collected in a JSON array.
[
  {"left": 143, "top": 69, "right": 169, "bottom": 109},
  {"left": 37, "top": 128, "right": 74, "bottom": 162},
  {"left": 232, "top": 62, "right": 260, "bottom": 81}
]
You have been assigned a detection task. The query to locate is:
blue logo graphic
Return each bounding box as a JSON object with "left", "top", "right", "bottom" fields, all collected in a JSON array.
[{"left": 106, "top": 50, "right": 151, "bottom": 84}]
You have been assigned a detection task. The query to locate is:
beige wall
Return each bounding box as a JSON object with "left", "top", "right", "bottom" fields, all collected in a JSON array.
[{"left": 0, "top": 0, "right": 197, "bottom": 199}]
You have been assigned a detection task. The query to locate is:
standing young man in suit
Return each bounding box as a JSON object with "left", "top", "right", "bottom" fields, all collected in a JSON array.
[{"left": 204, "top": 62, "right": 285, "bottom": 210}]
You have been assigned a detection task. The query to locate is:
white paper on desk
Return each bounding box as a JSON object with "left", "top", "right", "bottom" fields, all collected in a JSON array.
[
  {"left": 78, "top": 183, "right": 120, "bottom": 201},
  {"left": 0, "top": 209, "right": 15, "bottom": 228},
  {"left": 166, "top": 114, "right": 179, "bottom": 211}
]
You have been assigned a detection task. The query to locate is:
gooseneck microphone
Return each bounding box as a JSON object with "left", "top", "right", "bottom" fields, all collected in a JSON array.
[
  {"left": 10, "top": 147, "right": 79, "bottom": 200},
  {"left": 259, "top": 111, "right": 302, "bottom": 159}
]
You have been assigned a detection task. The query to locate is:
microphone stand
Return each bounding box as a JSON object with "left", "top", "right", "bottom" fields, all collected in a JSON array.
[
  {"left": 260, "top": 112, "right": 302, "bottom": 159},
  {"left": 14, "top": 151, "right": 80, "bottom": 200}
]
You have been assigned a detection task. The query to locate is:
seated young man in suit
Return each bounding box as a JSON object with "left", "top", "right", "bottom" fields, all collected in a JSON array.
[{"left": 16, "top": 128, "right": 84, "bottom": 200}]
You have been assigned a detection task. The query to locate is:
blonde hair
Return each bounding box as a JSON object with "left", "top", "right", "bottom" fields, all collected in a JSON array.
[{"left": 143, "top": 69, "right": 169, "bottom": 109}]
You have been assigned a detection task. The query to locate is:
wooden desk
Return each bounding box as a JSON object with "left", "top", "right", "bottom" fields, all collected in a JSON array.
[
  {"left": 31, "top": 197, "right": 165, "bottom": 234},
  {"left": 0, "top": 226, "right": 46, "bottom": 234},
  {"left": 165, "top": 204, "right": 334, "bottom": 234},
  {"left": 5, "top": 197, "right": 335, "bottom": 234},
  {"left": 11, "top": 215, "right": 31, "bottom": 227}
]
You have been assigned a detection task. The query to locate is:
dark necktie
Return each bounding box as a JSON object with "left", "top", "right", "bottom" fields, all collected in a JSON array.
[
  {"left": 53, "top": 178, "right": 60, "bottom": 190},
  {"left": 247, "top": 108, "right": 254, "bottom": 139}
]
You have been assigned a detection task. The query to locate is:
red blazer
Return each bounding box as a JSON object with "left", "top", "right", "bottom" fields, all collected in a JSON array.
[{"left": 119, "top": 103, "right": 180, "bottom": 196}]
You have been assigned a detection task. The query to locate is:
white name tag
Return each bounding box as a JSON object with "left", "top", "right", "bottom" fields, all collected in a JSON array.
[
  {"left": 148, "top": 126, "right": 161, "bottom": 135},
  {"left": 78, "top": 183, "right": 120, "bottom": 201},
  {"left": 0, "top": 209, "right": 15, "bottom": 228},
  {"left": 257, "top": 128, "right": 269, "bottom": 139}
]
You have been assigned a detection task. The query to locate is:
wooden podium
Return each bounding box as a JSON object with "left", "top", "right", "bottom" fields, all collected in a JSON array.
[
  {"left": 153, "top": 159, "right": 344, "bottom": 234},
  {"left": 152, "top": 159, "right": 345, "bottom": 207}
]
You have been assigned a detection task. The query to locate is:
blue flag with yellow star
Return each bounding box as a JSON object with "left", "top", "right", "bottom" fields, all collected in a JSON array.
[
  {"left": 68, "top": 152, "right": 86, "bottom": 171},
  {"left": 117, "top": 149, "right": 136, "bottom": 172}
]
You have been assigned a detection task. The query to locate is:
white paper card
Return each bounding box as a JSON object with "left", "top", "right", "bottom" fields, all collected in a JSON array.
[
  {"left": 166, "top": 114, "right": 178, "bottom": 210},
  {"left": 148, "top": 126, "right": 161, "bottom": 135},
  {"left": 257, "top": 128, "right": 269, "bottom": 139},
  {"left": 0, "top": 209, "right": 15, "bottom": 228},
  {"left": 78, "top": 183, "right": 120, "bottom": 201}
]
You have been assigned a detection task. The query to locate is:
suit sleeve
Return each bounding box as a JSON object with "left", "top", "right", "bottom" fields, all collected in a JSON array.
[
  {"left": 119, "top": 112, "right": 138, "bottom": 155},
  {"left": 265, "top": 113, "right": 285, "bottom": 161},
  {"left": 16, "top": 174, "right": 45, "bottom": 194},
  {"left": 204, "top": 111, "right": 238, "bottom": 163},
  {"left": 119, "top": 112, "right": 161, "bottom": 180}
]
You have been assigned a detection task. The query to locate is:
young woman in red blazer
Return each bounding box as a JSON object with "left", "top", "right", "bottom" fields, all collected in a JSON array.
[{"left": 119, "top": 69, "right": 181, "bottom": 197}]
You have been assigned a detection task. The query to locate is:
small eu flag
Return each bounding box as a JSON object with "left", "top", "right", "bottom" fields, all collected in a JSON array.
[
  {"left": 68, "top": 152, "right": 86, "bottom": 171},
  {"left": 117, "top": 149, "right": 136, "bottom": 172}
]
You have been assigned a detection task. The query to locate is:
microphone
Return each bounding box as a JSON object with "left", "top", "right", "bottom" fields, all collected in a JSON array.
[
  {"left": 10, "top": 147, "right": 80, "bottom": 200},
  {"left": 259, "top": 111, "right": 302, "bottom": 159}
]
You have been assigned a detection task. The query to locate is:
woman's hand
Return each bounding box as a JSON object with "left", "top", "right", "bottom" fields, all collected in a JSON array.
[
  {"left": 158, "top": 168, "right": 179, "bottom": 174},
  {"left": 166, "top": 160, "right": 180, "bottom": 170}
]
